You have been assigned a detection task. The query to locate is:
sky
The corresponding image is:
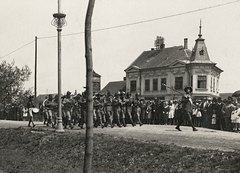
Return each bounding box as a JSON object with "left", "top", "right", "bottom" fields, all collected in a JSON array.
[{"left": 1, "top": 0, "right": 240, "bottom": 95}]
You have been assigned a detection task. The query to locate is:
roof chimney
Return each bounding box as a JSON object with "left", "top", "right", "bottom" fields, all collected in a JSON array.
[
  {"left": 155, "top": 36, "right": 165, "bottom": 50},
  {"left": 160, "top": 44, "right": 165, "bottom": 49},
  {"left": 184, "top": 38, "right": 188, "bottom": 49}
]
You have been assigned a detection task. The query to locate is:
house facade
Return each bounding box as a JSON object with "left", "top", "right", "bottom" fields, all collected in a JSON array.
[{"left": 125, "top": 26, "right": 223, "bottom": 100}]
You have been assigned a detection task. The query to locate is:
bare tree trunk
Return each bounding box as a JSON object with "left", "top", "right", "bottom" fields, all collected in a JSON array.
[{"left": 84, "top": 0, "right": 95, "bottom": 173}]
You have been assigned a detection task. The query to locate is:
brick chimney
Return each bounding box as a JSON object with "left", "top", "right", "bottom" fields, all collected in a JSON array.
[
  {"left": 160, "top": 43, "right": 165, "bottom": 49},
  {"left": 184, "top": 38, "right": 188, "bottom": 49},
  {"left": 155, "top": 36, "right": 165, "bottom": 50}
]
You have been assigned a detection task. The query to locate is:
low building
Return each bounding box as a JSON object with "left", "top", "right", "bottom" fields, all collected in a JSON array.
[
  {"left": 124, "top": 24, "right": 223, "bottom": 100},
  {"left": 100, "top": 80, "right": 126, "bottom": 95}
]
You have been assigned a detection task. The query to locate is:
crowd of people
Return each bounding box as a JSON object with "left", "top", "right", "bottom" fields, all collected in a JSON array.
[{"left": 26, "top": 87, "right": 240, "bottom": 132}]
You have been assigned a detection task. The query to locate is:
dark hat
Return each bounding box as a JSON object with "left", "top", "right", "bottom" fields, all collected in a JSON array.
[
  {"left": 227, "top": 96, "right": 233, "bottom": 101},
  {"left": 67, "top": 91, "right": 71, "bottom": 95},
  {"left": 217, "top": 97, "right": 222, "bottom": 102},
  {"left": 29, "top": 95, "right": 34, "bottom": 99},
  {"left": 82, "top": 90, "right": 86, "bottom": 97},
  {"left": 212, "top": 97, "right": 217, "bottom": 102},
  {"left": 184, "top": 86, "right": 192, "bottom": 93}
]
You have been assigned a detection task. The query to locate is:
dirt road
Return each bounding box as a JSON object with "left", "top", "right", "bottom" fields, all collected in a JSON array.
[{"left": 1, "top": 120, "right": 240, "bottom": 152}]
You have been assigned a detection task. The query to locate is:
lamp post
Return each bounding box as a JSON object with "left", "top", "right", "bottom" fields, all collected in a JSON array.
[{"left": 51, "top": 0, "right": 66, "bottom": 132}]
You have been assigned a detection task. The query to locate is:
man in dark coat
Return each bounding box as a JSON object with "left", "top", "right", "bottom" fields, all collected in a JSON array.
[
  {"left": 175, "top": 86, "right": 198, "bottom": 131},
  {"left": 215, "top": 97, "right": 224, "bottom": 130},
  {"left": 151, "top": 99, "right": 158, "bottom": 124}
]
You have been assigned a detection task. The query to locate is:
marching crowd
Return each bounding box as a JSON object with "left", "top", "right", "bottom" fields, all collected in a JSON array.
[{"left": 26, "top": 88, "right": 240, "bottom": 132}]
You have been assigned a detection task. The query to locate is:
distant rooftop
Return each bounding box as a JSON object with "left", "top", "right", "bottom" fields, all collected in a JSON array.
[{"left": 100, "top": 81, "right": 126, "bottom": 95}]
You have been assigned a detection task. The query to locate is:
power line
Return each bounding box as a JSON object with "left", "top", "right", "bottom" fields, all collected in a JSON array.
[
  {"left": 91, "top": 0, "right": 240, "bottom": 33},
  {"left": 38, "top": 0, "right": 240, "bottom": 39},
  {"left": 0, "top": 40, "right": 35, "bottom": 59},
  {"left": 2, "top": 0, "right": 240, "bottom": 57}
]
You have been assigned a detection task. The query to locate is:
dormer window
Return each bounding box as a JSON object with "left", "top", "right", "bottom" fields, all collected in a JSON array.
[{"left": 199, "top": 47, "right": 204, "bottom": 55}]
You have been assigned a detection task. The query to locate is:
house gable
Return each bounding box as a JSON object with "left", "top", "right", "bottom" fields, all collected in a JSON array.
[
  {"left": 125, "top": 65, "right": 140, "bottom": 73},
  {"left": 169, "top": 60, "right": 186, "bottom": 68}
]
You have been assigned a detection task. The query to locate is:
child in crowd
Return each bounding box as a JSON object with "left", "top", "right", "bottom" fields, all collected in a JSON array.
[
  {"left": 211, "top": 110, "right": 216, "bottom": 129},
  {"left": 192, "top": 103, "right": 202, "bottom": 127}
]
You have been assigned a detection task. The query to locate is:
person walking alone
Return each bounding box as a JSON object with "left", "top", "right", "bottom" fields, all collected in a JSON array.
[{"left": 175, "top": 86, "right": 198, "bottom": 132}]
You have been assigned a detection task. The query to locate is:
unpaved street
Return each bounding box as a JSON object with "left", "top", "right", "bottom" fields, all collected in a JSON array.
[{"left": 1, "top": 120, "right": 240, "bottom": 152}]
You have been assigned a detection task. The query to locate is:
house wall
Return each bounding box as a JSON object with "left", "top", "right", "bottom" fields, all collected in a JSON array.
[
  {"left": 189, "top": 65, "right": 220, "bottom": 98},
  {"left": 126, "top": 64, "right": 221, "bottom": 100}
]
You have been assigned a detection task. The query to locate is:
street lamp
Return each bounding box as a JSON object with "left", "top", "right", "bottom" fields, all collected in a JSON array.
[{"left": 51, "top": 0, "right": 66, "bottom": 132}]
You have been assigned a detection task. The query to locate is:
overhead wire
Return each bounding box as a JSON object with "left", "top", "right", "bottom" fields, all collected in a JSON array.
[
  {"left": 1, "top": 0, "right": 240, "bottom": 58},
  {"left": 39, "top": 0, "right": 240, "bottom": 39},
  {"left": 0, "top": 40, "right": 35, "bottom": 59}
]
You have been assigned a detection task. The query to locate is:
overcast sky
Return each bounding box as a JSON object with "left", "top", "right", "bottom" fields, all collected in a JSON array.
[{"left": 1, "top": 0, "right": 240, "bottom": 95}]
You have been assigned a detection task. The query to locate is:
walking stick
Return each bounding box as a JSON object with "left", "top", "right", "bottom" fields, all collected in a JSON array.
[{"left": 161, "top": 83, "right": 185, "bottom": 96}]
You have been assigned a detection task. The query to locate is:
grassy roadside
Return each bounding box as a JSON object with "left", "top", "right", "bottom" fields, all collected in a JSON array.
[{"left": 0, "top": 128, "right": 239, "bottom": 173}]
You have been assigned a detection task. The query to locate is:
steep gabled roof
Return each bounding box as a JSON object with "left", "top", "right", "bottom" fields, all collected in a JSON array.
[
  {"left": 190, "top": 37, "right": 212, "bottom": 62},
  {"left": 125, "top": 46, "right": 192, "bottom": 71},
  {"left": 93, "top": 70, "right": 101, "bottom": 77},
  {"left": 100, "top": 81, "right": 126, "bottom": 95},
  {"left": 125, "top": 49, "right": 159, "bottom": 71},
  {"left": 189, "top": 23, "right": 217, "bottom": 66}
]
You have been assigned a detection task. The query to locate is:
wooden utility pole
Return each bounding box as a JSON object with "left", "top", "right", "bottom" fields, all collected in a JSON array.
[
  {"left": 83, "top": 0, "right": 95, "bottom": 172},
  {"left": 34, "top": 36, "right": 37, "bottom": 101}
]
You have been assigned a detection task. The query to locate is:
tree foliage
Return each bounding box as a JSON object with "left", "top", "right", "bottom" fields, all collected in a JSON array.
[{"left": 0, "top": 61, "right": 32, "bottom": 111}]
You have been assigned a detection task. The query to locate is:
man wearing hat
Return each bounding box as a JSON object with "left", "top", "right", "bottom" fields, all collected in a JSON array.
[
  {"left": 119, "top": 91, "right": 127, "bottom": 127},
  {"left": 215, "top": 97, "right": 224, "bottom": 130},
  {"left": 104, "top": 91, "right": 114, "bottom": 128},
  {"left": 79, "top": 92, "right": 87, "bottom": 129},
  {"left": 45, "top": 94, "right": 54, "bottom": 127},
  {"left": 221, "top": 96, "right": 236, "bottom": 131},
  {"left": 42, "top": 96, "right": 48, "bottom": 125},
  {"left": 125, "top": 92, "right": 135, "bottom": 126},
  {"left": 176, "top": 86, "right": 198, "bottom": 131},
  {"left": 62, "top": 91, "right": 74, "bottom": 129},
  {"left": 133, "top": 93, "right": 143, "bottom": 126},
  {"left": 204, "top": 97, "right": 213, "bottom": 128},
  {"left": 112, "top": 91, "right": 123, "bottom": 128},
  {"left": 52, "top": 94, "right": 59, "bottom": 127},
  {"left": 93, "top": 93, "right": 105, "bottom": 128}
]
